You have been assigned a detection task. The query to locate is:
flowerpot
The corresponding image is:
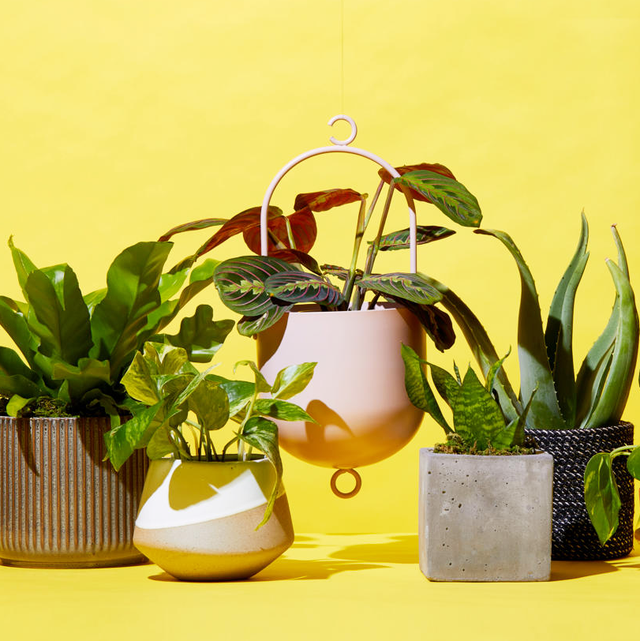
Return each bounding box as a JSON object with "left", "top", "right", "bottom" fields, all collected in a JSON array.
[
  {"left": 133, "top": 457, "right": 294, "bottom": 581},
  {"left": 419, "top": 448, "right": 553, "bottom": 582},
  {"left": 525, "top": 422, "right": 635, "bottom": 560},
  {"left": 257, "top": 303, "right": 425, "bottom": 470},
  {"left": 0, "top": 416, "right": 147, "bottom": 568}
]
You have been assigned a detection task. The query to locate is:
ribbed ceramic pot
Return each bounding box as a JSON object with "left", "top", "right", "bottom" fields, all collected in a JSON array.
[
  {"left": 133, "top": 457, "right": 294, "bottom": 581},
  {"left": 0, "top": 416, "right": 147, "bottom": 568},
  {"left": 257, "top": 303, "right": 425, "bottom": 470},
  {"left": 525, "top": 422, "right": 634, "bottom": 560}
]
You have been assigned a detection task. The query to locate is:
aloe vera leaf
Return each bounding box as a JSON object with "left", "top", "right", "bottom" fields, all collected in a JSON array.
[
  {"left": 581, "top": 260, "right": 639, "bottom": 429},
  {"left": 418, "top": 274, "right": 521, "bottom": 423},
  {"left": 545, "top": 215, "right": 589, "bottom": 427},
  {"left": 476, "top": 229, "right": 566, "bottom": 430},
  {"left": 576, "top": 225, "right": 631, "bottom": 425}
]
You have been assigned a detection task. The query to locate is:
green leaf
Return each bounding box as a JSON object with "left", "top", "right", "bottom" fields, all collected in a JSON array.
[
  {"left": 158, "top": 217, "right": 228, "bottom": 243},
  {"left": 207, "top": 375, "right": 255, "bottom": 417},
  {"left": 25, "top": 266, "right": 93, "bottom": 367},
  {"left": 8, "top": 237, "right": 38, "bottom": 296},
  {"left": 357, "top": 272, "right": 442, "bottom": 305},
  {"left": 90, "top": 241, "right": 172, "bottom": 377},
  {"left": 50, "top": 358, "right": 112, "bottom": 401},
  {"left": 159, "top": 304, "right": 234, "bottom": 363},
  {"left": 237, "top": 306, "right": 289, "bottom": 337},
  {"left": 387, "top": 298, "right": 455, "bottom": 352},
  {"left": 377, "top": 226, "right": 455, "bottom": 251},
  {"left": 428, "top": 362, "right": 460, "bottom": 407},
  {"left": 265, "top": 272, "right": 343, "bottom": 307},
  {"left": 271, "top": 362, "right": 316, "bottom": 400},
  {"left": 214, "top": 255, "right": 296, "bottom": 316},
  {"left": 253, "top": 399, "right": 316, "bottom": 422},
  {"left": 6, "top": 394, "right": 34, "bottom": 417},
  {"left": 476, "top": 229, "right": 566, "bottom": 430},
  {"left": 0, "top": 373, "right": 45, "bottom": 401},
  {"left": 0, "top": 346, "right": 39, "bottom": 382},
  {"left": 234, "top": 360, "right": 271, "bottom": 393},
  {"left": 187, "top": 379, "right": 229, "bottom": 431},
  {"left": 581, "top": 259, "right": 639, "bottom": 429},
  {"left": 584, "top": 452, "right": 621, "bottom": 546},
  {"left": 626, "top": 447, "right": 640, "bottom": 479},
  {"left": 545, "top": 213, "right": 589, "bottom": 427},
  {"left": 238, "top": 417, "right": 282, "bottom": 529},
  {"left": 146, "top": 424, "right": 181, "bottom": 460},
  {"left": 451, "top": 367, "right": 506, "bottom": 449},
  {"left": 393, "top": 170, "right": 482, "bottom": 228},
  {"left": 121, "top": 351, "right": 161, "bottom": 405},
  {"left": 401, "top": 344, "right": 452, "bottom": 433}
]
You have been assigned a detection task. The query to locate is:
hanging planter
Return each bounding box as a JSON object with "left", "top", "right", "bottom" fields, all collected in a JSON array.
[
  {"left": 0, "top": 416, "right": 147, "bottom": 568},
  {"left": 157, "top": 116, "right": 484, "bottom": 496}
]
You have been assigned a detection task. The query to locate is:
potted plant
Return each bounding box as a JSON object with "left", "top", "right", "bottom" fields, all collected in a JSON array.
[
  {"left": 0, "top": 238, "right": 232, "bottom": 567},
  {"left": 104, "top": 341, "right": 316, "bottom": 581},
  {"left": 157, "top": 121, "right": 482, "bottom": 494},
  {"left": 402, "top": 346, "right": 553, "bottom": 582},
  {"left": 415, "top": 215, "right": 638, "bottom": 560}
]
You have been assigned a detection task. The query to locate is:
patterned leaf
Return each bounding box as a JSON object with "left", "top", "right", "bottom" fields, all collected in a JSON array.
[
  {"left": 237, "top": 306, "right": 290, "bottom": 337},
  {"left": 192, "top": 206, "right": 283, "bottom": 257},
  {"left": 243, "top": 209, "right": 318, "bottom": 255},
  {"left": 158, "top": 218, "right": 228, "bottom": 243},
  {"left": 357, "top": 272, "right": 442, "bottom": 305},
  {"left": 386, "top": 298, "right": 455, "bottom": 352},
  {"left": 378, "top": 226, "right": 455, "bottom": 252},
  {"left": 378, "top": 163, "right": 456, "bottom": 203},
  {"left": 395, "top": 170, "right": 482, "bottom": 228},
  {"left": 265, "top": 272, "right": 344, "bottom": 306},
  {"left": 321, "top": 264, "right": 354, "bottom": 281},
  {"left": 269, "top": 249, "right": 322, "bottom": 275},
  {"left": 293, "top": 188, "right": 363, "bottom": 212},
  {"left": 213, "top": 255, "right": 296, "bottom": 316}
]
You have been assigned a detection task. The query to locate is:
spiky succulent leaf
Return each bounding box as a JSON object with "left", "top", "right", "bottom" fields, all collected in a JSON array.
[{"left": 393, "top": 170, "right": 482, "bottom": 228}]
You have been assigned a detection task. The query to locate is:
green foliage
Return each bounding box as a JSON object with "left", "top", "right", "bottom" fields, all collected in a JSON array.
[
  {"left": 401, "top": 345, "right": 531, "bottom": 451},
  {"left": 105, "top": 342, "right": 316, "bottom": 527},
  {"left": 0, "top": 239, "right": 233, "bottom": 420},
  {"left": 158, "top": 163, "right": 482, "bottom": 347}
]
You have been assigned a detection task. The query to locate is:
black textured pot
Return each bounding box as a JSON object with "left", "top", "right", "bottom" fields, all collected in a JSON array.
[{"left": 525, "top": 422, "right": 634, "bottom": 560}]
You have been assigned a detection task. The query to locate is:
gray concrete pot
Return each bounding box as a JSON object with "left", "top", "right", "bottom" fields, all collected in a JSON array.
[
  {"left": 0, "top": 416, "right": 147, "bottom": 568},
  {"left": 419, "top": 448, "right": 553, "bottom": 582}
]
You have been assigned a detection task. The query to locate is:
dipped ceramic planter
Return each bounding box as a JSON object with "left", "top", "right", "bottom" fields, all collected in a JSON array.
[
  {"left": 0, "top": 416, "right": 147, "bottom": 568},
  {"left": 257, "top": 303, "right": 425, "bottom": 470},
  {"left": 525, "top": 422, "right": 635, "bottom": 560},
  {"left": 419, "top": 449, "right": 553, "bottom": 582},
  {"left": 133, "top": 457, "right": 294, "bottom": 581}
]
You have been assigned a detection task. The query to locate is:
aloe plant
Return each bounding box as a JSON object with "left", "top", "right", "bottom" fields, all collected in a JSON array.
[
  {"left": 402, "top": 345, "right": 534, "bottom": 452},
  {"left": 158, "top": 163, "right": 482, "bottom": 350},
  {"left": 105, "top": 341, "right": 316, "bottom": 527},
  {"left": 0, "top": 238, "right": 233, "bottom": 422}
]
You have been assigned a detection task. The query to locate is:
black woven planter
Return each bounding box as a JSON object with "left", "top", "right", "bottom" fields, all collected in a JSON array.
[{"left": 525, "top": 422, "right": 634, "bottom": 561}]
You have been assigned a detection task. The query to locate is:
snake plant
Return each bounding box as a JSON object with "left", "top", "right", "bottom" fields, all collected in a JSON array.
[
  {"left": 157, "top": 163, "right": 482, "bottom": 351},
  {"left": 0, "top": 238, "right": 233, "bottom": 422}
]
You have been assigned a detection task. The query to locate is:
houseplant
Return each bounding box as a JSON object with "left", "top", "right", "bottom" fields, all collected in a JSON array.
[
  {"left": 402, "top": 346, "right": 553, "bottom": 582},
  {"left": 157, "top": 120, "right": 483, "bottom": 493},
  {"left": 105, "top": 341, "right": 316, "bottom": 581},
  {"left": 415, "top": 215, "right": 638, "bottom": 560},
  {"left": 0, "top": 238, "right": 232, "bottom": 567}
]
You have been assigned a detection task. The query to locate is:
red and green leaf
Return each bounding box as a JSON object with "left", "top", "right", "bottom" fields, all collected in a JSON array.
[
  {"left": 378, "top": 163, "right": 456, "bottom": 203},
  {"left": 378, "top": 226, "right": 456, "bottom": 252},
  {"left": 158, "top": 218, "right": 228, "bottom": 243},
  {"left": 265, "top": 272, "right": 344, "bottom": 307},
  {"left": 293, "top": 188, "right": 363, "bottom": 213}
]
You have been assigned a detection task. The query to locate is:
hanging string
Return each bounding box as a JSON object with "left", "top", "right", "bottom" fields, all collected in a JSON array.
[{"left": 340, "top": 0, "right": 345, "bottom": 113}]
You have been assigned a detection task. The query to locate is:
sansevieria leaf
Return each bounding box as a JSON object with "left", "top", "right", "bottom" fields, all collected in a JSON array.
[{"left": 393, "top": 170, "right": 482, "bottom": 228}]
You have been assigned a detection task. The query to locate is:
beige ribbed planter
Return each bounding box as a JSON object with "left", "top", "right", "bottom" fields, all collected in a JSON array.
[
  {"left": 133, "top": 458, "right": 294, "bottom": 581},
  {"left": 0, "top": 416, "right": 147, "bottom": 568},
  {"left": 257, "top": 303, "right": 425, "bottom": 473}
]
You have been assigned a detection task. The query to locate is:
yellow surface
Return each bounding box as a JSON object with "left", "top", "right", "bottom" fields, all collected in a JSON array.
[
  {"left": 1, "top": 0, "right": 640, "bottom": 534},
  {"left": 1, "top": 534, "right": 639, "bottom": 641}
]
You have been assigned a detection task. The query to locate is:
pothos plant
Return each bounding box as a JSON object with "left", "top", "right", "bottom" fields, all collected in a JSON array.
[
  {"left": 402, "top": 345, "right": 535, "bottom": 454},
  {"left": 105, "top": 341, "right": 316, "bottom": 526},
  {"left": 158, "top": 164, "right": 482, "bottom": 350},
  {"left": 0, "top": 237, "right": 232, "bottom": 423}
]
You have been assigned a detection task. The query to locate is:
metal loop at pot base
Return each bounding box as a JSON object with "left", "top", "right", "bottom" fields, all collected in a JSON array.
[{"left": 330, "top": 468, "right": 362, "bottom": 499}]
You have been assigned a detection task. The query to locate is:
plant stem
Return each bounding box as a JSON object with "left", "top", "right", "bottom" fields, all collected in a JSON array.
[
  {"left": 343, "top": 196, "right": 368, "bottom": 307},
  {"left": 363, "top": 183, "right": 395, "bottom": 277},
  {"left": 284, "top": 217, "right": 296, "bottom": 250}
]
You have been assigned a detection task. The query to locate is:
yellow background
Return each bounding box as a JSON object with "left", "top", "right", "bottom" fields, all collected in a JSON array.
[{"left": 2, "top": 0, "right": 639, "bottom": 534}]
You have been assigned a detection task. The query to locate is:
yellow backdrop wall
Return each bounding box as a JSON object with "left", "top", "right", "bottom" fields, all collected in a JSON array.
[{"left": 1, "top": 0, "right": 639, "bottom": 533}]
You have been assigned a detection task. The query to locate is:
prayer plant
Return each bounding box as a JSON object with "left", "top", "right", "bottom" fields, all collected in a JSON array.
[
  {"left": 0, "top": 238, "right": 232, "bottom": 422},
  {"left": 158, "top": 163, "right": 482, "bottom": 349},
  {"left": 105, "top": 341, "right": 316, "bottom": 527}
]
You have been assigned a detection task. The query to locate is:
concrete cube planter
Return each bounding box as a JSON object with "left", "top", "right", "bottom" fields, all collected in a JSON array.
[{"left": 419, "top": 448, "right": 553, "bottom": 582}]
